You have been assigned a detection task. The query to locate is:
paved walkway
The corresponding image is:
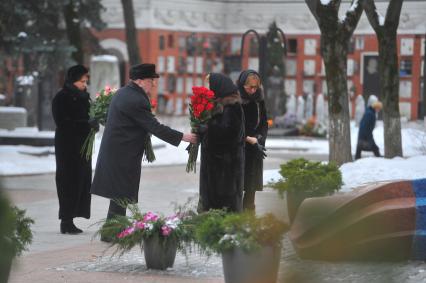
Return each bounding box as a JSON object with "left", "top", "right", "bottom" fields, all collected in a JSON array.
[
  {"left": 3, "top": 164, "right": 288, "bottom": 283},
  {"left": 4, "top": 147, "right": 426, "bottom": 282}
]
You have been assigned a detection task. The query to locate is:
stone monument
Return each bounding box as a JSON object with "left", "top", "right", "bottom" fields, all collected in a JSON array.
[
  {"left": 315, "top": 93, "right": 325, "bottom": 126},
  {"left": 354, "top": 94, "right": 365, "bottom": 126},
  {"left": 296, "top": 96, "right": 305, "bottom": 123},
  {"left": 305, "top": 93, "right": 313, "bottom": 119},
  {"left": 290, "top": 179, "right": 426, "bottom": 261},
  {"left": 90, "top": 55, "right": 120, "bottom": 99}
]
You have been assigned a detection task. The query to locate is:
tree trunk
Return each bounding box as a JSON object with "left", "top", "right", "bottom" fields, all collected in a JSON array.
[
  {"left": 378, "top": 35, "right": 403, "bottom": 158},
  {"left": 423, "top": 36, "right": 426, "bottom": 118},
  {"left": 63, "top": 0, "right": 83, "bottom": 64},
  {"left": 322, "top": 36, "right": 353, "bottom": 166},
  {"left": 121, "top": 0, "right": 141, "bottom": 65}
]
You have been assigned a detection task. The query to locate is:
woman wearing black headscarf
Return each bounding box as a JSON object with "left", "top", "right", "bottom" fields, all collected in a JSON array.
[
  {"left": 52, "top": 65, "right": 98, "bottom": 234},
  {"left": 237, "top": 70, "right": 268, "bottom": 211},
  {"left": 198, "top": 73, "right": 245, "bottom": 213}
]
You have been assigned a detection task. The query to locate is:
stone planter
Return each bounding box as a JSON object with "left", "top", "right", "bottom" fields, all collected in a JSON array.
[
  {"left": 221, "top": 245, "right": 281, "bottom": 283},
  {"left": 142, "top": 236, "right": 177, "bottom": 270},
  {"left": 0, "top": 258, "right": 12, "bottom": 283},
  {"left": 287, "top": 190, "right": 312, "bottom": 224}
]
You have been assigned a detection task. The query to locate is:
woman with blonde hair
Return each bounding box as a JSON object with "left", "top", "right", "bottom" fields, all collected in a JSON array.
[
  {"left": 237, "top": 70, "right": 268, "bottom": 211},
  {"left": 355, "top": 94, "right": 382, "bottom": 159}
]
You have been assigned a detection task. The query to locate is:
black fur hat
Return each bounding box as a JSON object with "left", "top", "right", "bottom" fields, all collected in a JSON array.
[
  {"left": 129, "top": 63, "right": 160, "bottom": 80},
  {"left": 66, "top": 64, "right": 89, "bottom": 83}
]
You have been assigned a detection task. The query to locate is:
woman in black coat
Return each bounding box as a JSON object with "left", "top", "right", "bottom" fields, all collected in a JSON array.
[
  {"left": 237, "top": 70, "right": 268, "bottom": 211},
  {"left": 52, "top": 65, "right": 97, "bottom": 234},
  {"left": 198, "top": 73, "right": 245, "bottom": 213}
]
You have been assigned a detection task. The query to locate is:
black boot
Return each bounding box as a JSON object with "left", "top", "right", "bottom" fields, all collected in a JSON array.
[{"left": 60, "top": 219, "right": 83, "bottom": 234}]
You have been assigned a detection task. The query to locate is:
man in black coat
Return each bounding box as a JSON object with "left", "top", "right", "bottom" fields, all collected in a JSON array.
[
  {"left": 355, "top": 98, "right": 382, "bottom": 159},
  {"left": 91, "top": 64, "right": 196, "bottom": 233}
]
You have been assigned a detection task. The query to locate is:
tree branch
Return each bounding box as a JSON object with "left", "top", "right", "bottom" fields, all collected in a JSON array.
[
  {"left": 343, "top": 0, "right": 364, "bottom": 36},
  {"left": 384, "top": 0, "right": 403, "bottom": 31},
  {"left": 361, "top": 0, "right": 382, "bottom": 34},
  {"left": 305, "top": 0, "right": 320, "bottom": 24}
]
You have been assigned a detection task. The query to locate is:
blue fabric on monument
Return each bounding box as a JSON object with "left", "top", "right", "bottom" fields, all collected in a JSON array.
[{"left": 412, "top": 178, "right": 426, "bottom": 260}]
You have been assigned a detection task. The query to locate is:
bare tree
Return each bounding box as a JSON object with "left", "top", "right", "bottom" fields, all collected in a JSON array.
[
  {"left": 362, "top": 0, "right": 403, "bottom": 158},
  {"left": 305, "top": 0, "right": 363, "bottom": 165},
  {"left": 121, "top": 0, "right": 141, "bottom": 65}
]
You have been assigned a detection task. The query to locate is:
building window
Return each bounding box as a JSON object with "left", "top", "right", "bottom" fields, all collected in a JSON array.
[
  {"left": 168, "top": 34, "right": 174, "bottom": 48},
  {"left": 288, "top": 39, "right": 298, "bottom": 54},
  {"left": 177, "top": 56, "right": 186, "bottom": 74},
  {"left": 285, "top": 59, "right": 297, "bottom": 76},
  {"left": 399, "top": 81, "right": 412, "bottom": 98},
  {"left": 167, "top": 56, "right": 175, "bottom": 73},
  {"left": 400, "top": 38, "right": 414, "bottom": 56},
  {"left": 249, "top": 37, "right": 258, "bottom": 56},
  {"left": 303, "top": 60, "right": 316, "bottom": 76},
  {"left": 159, "top": 35, "right": 165, "bottom": 50},
  {"left": 347, "top": 59, "right": 356, "bottom": 76},
  {"left": 348, "top": 37, "right": 355, "bottom": 54},
  {"left": 285, "top": 79, "right": 296, "bottom": 96},
  {"left": 231, "top": 36, "right": 242, "bottom": 55},
  {"left": 178, "top": 36, "right": 186, "bottom": 52},
  {"left": 186, "top": 34, "right": 196, "bottom": 56},
  {"left": 355, "top": 37, "right": 364, "bottom": 50},
  {"left": 400, "top": 59, "right": 412, "bottom": 76},
  {"left": 304, "top": 39, "right": 316, "bottom": 55},
  {"left": 157, "top": 56, "right": 165, "bottom": 73}
]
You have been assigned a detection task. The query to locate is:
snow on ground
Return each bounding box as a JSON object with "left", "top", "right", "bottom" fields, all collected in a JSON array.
[{"left": 1, "top": 120, "right": 425, "bottom": 191}]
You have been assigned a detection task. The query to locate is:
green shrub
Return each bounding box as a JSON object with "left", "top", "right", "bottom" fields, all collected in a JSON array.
[
  {"left": 0, "top": 191, "right": 34, "bottom": 261},
  {"left": 271, "top": 158, "right": 343, "bottom": 197},
  {"left": 193, "top": 210, "right": 288, "bottom": 255}
]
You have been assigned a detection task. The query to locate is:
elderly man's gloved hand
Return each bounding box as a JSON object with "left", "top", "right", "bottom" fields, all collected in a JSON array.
[
  {"left": 88, "top": 118, "right": 100, "bottom": 132},
  {"left": 254, "top": 143, "right": 267, "bottom": 159}
]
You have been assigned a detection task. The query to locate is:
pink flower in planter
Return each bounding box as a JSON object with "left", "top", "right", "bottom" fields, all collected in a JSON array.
[
  {"left": 134, "top": 221, "right": 145, "bottom": 230},
  {"left": 143, "top": 212, "right": 159, "bottom": 222},
  {"left": 161, "top": 225, "right": 173, "bottom": 236},
  {"left": 117, "top": 226, "right": 135, "bottom": 238}
]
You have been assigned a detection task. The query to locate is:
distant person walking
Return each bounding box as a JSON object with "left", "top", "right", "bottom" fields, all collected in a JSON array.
[
  {"left": 237, "top": 70, "right": 268, "bottom": 211},
  {"left": 355, "top": 95, "right": 382, "bottom": 160},
  {"left": 52, "top": 65, "right": 99, "bottom": 234},
  {"left": 90, "top": 64, "right": 196, "bottom": 240}
]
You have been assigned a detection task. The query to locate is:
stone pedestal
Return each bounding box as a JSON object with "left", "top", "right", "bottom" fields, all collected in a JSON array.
[
  {"left": 0, "top": 106, "right": 27, "bottom": 130},
  {"left": 90, "top": 55, "right": 120, "bottom": 99}
]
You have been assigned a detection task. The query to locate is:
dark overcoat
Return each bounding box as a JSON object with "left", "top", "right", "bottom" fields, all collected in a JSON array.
[
  {"left": 199, "top": 94, "right": 245, "bottom": 212},
  {"left": 52, "top": 83, "right": 92, "bottom": 220},
  {"left": 91, "top": 82, "right": 183, "bottom": 202},
  {"left": 357, "top": 106, "right": 378, "bottom": 150},
  {"left": 237, "top": 70, "right": 268, "bottom": 192}
]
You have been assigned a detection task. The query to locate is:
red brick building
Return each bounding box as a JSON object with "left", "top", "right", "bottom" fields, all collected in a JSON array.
[{"left": 94, "top": 0, "right": 426, "bottom": 119}]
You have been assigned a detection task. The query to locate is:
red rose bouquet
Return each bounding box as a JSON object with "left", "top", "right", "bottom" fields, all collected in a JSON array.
[
  {"left": 186, "top": 86, "right": 215, "bottom": 173},
  {"left": 81, "top": 85, "right": 117, "bottom": 161}
]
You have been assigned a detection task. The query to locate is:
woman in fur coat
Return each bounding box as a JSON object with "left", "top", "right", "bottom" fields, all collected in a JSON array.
[
  {"left": 52, "top": 65, "right": 98, "bottom": 234},
  {"left": 237, "top": 70, "right": 268, "bottom": 211},
  {"left": 198, "top": 73, "right": 245, "bottom": 213}
]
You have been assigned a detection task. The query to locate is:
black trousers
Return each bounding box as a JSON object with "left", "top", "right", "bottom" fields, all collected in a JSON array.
[
  {"left": 243, "top": 190, "right": 256, "bottom": 211},
  {"left": 355, "top": 140, "right": 381, "bottom": 160},
  {"left": 106, "top": 200, "right": 126, "bottom": 219}
]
